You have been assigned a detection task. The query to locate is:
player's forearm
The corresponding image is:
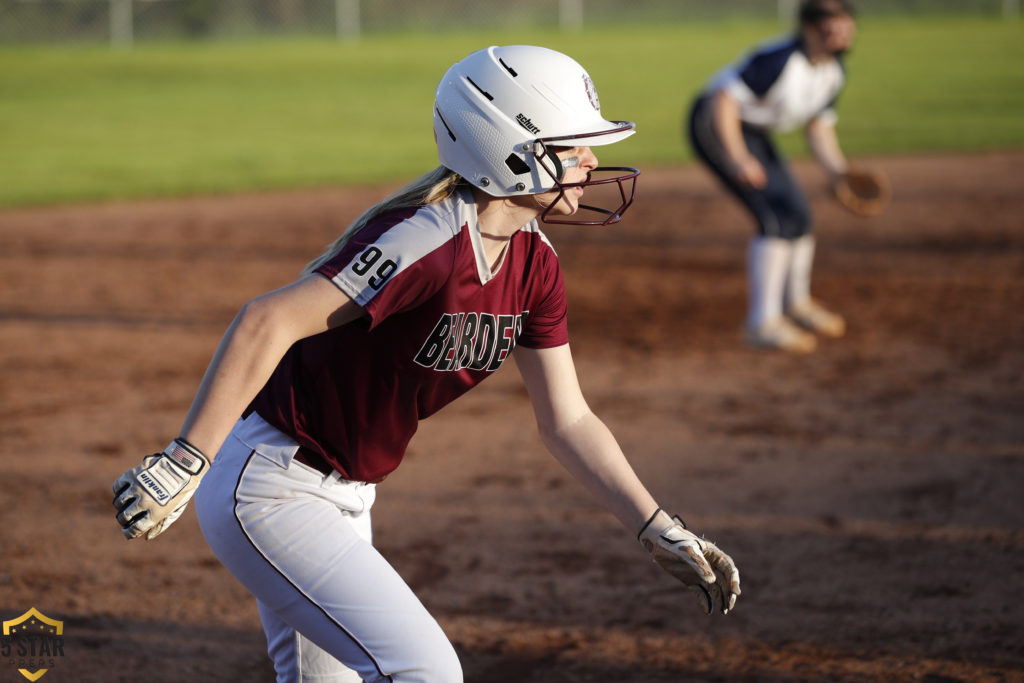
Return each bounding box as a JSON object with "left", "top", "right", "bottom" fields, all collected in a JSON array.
[
  {"left": 539, "top": 410, "right": 659, "bottom": 533},
  {"left": 177, "top": 299, "right": 298, "bottom": 459},
  {"left": 806, "top": 118, "right": 848, "bottom": 177}
]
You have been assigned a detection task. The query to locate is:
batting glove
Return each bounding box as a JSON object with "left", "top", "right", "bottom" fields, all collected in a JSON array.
[
  {"left": 638, "top": 508, "right": 741, "bottom": 615},
  {"left": 112, "top": 438, "right": 210, "bottom": 540}
]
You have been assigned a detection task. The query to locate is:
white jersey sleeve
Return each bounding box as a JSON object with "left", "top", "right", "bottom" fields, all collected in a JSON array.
[{"left": 709, "top": 36, "right": 845, "bottom": 133}]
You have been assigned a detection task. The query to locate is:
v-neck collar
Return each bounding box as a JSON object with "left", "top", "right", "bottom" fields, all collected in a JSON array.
[{"left": 462, "top": 187, "right": 518, "bottom": 285}]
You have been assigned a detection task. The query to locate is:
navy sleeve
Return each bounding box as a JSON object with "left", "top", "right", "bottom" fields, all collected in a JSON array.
[{"left": 738, "top": 39, "right": 801, "bottom": 97}]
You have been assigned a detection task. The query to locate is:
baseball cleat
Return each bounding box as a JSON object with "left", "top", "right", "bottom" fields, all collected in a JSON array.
[
  {"left": 785, "top": 299, "right": 846, "bottom": 338},
  {"left": 744, "top": 317, "right": 817, "bottom": 353}
]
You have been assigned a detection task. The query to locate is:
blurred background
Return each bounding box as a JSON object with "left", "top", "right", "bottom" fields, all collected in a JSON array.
[
  {"left": 2, "top": 0, "right": 1021, "bottom": 44},
  {"left": 1, "top": 0, "right": 1022, "bottom": 207}
]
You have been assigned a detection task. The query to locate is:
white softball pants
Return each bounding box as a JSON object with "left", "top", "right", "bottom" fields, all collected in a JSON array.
[{"left": 194, "top": 412, "right": 462, "bottom": 683}]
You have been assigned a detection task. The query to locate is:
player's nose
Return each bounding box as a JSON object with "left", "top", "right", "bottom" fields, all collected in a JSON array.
[{"left": 578, "top": 147, "right": 598, "bottom": 171}]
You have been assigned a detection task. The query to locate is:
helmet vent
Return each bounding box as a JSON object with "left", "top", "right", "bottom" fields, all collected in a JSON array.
[
  {"left": 435, "top": 107, "right": 456, "bottom": 142},
  {"left": 465, "top": 77, "right": 493, "bottom": 101},
  {"left": 504, "top": 154, "right": 530, "bottom": 176},
  {"left": 498, "top": 58, "right": 518, "bottom": 77}
]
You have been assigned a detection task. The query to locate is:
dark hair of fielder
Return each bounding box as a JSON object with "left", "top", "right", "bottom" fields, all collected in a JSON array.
[{"left": 799, "top": 0, "right": 856, "bottom": 24}]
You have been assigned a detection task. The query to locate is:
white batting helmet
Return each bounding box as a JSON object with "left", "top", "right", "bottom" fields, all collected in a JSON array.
[{"left": 433, "top": 45, "right": 639, "bottom": 224}]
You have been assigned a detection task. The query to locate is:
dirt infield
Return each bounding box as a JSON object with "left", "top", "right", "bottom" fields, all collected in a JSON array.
[{"left": 1, "top": 150, "right": 1022, "bottom": 682}]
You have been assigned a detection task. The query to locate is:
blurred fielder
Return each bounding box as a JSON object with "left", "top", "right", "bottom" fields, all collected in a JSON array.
[
  {"left": 687, "top": 0, "right": 880, "bottom": 353},
  {"left": 112, "top": 45, "right": 741, "bottom": 682}
]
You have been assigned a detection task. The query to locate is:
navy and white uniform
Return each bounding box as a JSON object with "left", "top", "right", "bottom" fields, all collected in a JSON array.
[
  {"left": 687, "top": 36, "right": 846, "bottom": 238},
  {"left": 195, "top": 185, "right": 568, "bottom": 682}
]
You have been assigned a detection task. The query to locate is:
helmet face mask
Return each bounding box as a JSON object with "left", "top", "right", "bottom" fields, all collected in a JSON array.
[
  {"left": 433, "top": 45, "right": 640, "bottom": 225},
  {"left": 531, "top": 141, "right": 639, "bottom": 225},
  {"left": 537, "top": 165, "right": 640, "bottom": 226}
]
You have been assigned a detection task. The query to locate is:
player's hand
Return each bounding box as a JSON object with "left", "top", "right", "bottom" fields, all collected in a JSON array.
[
  {"left": 638, "top": 508, "right": 741, "bottom": 615},
  {"left": 831, "top": 166, "right": 891, "bottom": 217},
  {"left": 732, "top": 155, "right": 767, "bottom": 189},
  {"left": 112, "top": 438, "right": 210, "bottom": 540}
]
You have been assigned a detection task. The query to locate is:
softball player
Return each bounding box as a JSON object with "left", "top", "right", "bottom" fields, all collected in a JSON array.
[
  {"left": 687, "top": 0, "right": 857, "bottom": 352},
  {"left": 112, "top": 45, "right": 741, "bottom": 682}
]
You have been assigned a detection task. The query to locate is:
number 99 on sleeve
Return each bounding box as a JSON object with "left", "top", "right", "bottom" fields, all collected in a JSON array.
[{"left": 350, "top": 246, "right": 397, "bottom": 291}]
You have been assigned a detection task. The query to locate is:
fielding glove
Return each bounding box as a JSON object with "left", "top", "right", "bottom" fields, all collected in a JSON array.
[
  {"left": 831, "top": 167, "right": 891, "bottom": 217},
  {"left": 112, "top": 438, "right": 210, "bottom": 540},
  {"left": 638, "top": 508, "right": 741, "bottom": 615}
]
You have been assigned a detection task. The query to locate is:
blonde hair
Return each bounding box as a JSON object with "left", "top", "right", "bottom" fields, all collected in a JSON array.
[{"left": 303, "top": 166, "right": 466, "bottom": 275}]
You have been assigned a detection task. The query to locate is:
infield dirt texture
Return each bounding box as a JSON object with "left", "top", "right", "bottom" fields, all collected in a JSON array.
[{"left": 1, "top": 151, "right": 1022, "bottom": 682}]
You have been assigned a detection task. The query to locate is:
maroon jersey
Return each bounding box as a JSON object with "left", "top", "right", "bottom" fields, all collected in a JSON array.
[{"left": 250, "top": 187, "right": 569, "bottom": 482}]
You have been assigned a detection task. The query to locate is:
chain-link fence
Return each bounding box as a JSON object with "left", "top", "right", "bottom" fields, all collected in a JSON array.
[{"left": 1, "top": 0, "right": 1019, "bottom": 46}]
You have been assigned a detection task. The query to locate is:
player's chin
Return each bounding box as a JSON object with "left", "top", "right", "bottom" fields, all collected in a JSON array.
[
  {"left": 550, "top": 202, "right": 579, "bottom": 217},
  {"left": 552, "top": 192, "right": 581, "bottom": 215},
  {"left": 535, "top": 188, "right": 580, "bottom": 217},
  {"left": 826, "top": 32, "right": 854, "bottom": 53}
]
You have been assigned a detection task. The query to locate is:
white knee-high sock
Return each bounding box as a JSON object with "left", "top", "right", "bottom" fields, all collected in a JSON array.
[
  {"left": 747, "top": 236, "right": 793, "bottom": 329},
  {"left": 786, "top": 234, "right": 816, "bottom": 309}
]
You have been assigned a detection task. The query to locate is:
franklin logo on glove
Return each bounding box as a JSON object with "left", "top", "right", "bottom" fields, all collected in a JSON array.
[{"left": 136, "top": 470, "right": 171, "bottom": 503}]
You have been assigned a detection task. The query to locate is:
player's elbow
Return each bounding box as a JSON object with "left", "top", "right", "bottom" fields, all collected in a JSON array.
[
  {"left": 534, "top": 408, "right": 593, "bottom": 452},
  {"left": 232, "top": 296, "right": 297, "bottom": 355}
]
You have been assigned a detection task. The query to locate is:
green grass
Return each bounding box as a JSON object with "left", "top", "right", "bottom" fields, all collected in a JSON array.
[{"left": 1, "top": 16, "right": 1022, "bottom": 207}]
